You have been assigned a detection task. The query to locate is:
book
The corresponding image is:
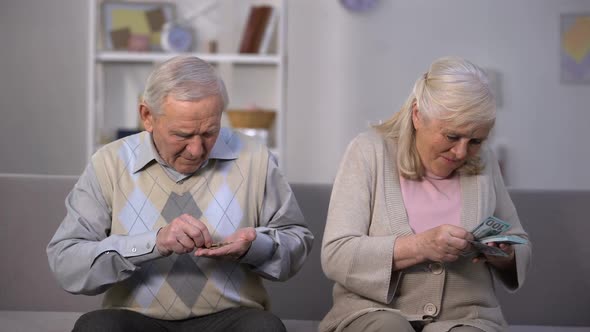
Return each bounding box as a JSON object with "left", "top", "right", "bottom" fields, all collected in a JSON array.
[
  {"left": 249, "top": 5, "right": 272, "bottom": 53},
  {"left": 258, "top": 6, "right": 278, "bottom": 54},
  {"left": 239, "top": 6, "right": 263, "bottom": 53},
  {"left": 238, "top": 5, "right": 273, "bottom": 54}
]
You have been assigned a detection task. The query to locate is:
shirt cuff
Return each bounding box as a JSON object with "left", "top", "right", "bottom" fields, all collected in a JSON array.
[
  {"left": 240, "top": 231, "right": 276, "bottom": 267},
  {"left": 93, "top": 230, "right": 162, "bottom": 265}
]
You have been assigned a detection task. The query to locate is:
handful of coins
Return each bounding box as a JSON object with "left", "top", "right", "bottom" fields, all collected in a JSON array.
[{"left": 209, "top": 242, "right": 233, "bottom": 248}]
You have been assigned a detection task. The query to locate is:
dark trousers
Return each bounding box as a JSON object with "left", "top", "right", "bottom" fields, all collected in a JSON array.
[{"left": 72, "top": 307, "right": 286, "bottom": 332}]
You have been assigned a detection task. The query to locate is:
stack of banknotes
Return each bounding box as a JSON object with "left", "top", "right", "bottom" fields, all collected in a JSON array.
[{"left": 468, "top": 216, "right": 528, "bottom": 257}]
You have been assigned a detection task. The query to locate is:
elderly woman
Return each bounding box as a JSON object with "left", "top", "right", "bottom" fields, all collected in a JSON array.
[{"left": 320, "top": 57, "right": 531, "bottom": 332}]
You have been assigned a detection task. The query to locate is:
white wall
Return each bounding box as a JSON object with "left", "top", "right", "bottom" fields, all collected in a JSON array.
[
  {"left": 0, "top": 0, "right": 88, "bottom": 175},
  {"left": 286, "top": 0, "right": 590, "bottom": 190},
  {"left": 1, "top": 0, "right": 589, "bottom": 189}
]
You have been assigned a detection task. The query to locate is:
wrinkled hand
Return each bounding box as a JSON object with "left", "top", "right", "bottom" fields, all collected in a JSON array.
[
  {"left": 415, "top": 224, "right": 473, "bottom": 262},
  {"left": 156, "top": 214, "right": 212, "bottom": 256},
  {"left": 472, "top": 242, "right": 515, "bottom": 267},
  {"left": 195, "top": 227, "right": 256, "bottom": 261}
]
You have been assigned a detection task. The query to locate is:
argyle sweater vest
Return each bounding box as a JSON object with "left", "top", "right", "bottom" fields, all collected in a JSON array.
[{"left": 91, "top": 130, "right": 269, "bottom": 320}]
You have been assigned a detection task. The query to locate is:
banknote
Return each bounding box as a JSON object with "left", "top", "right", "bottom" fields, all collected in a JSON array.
[
  {"left": 479, "top": 234, "right": 528, "bottom": 245},
  {"left": 468, "top": 240, "right": 509, "bottom": 257},
  {"left": 472, "top": 216, "right": 511, "bottom": 240},
  {"left": 467, "top": 216, "right": 516, "bottom": 257}
]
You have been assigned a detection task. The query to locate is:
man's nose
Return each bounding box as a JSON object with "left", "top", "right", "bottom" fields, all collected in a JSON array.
[{"left": 185, "top": 136, "right": 204, "bottom": 157}]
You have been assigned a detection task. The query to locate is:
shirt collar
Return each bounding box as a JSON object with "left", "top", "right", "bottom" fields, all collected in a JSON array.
[{"left": 131, "top": 128, "right": 239, "bottom": 174}]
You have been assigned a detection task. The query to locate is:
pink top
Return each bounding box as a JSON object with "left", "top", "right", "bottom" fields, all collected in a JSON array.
[{"left": 399, "top": 172, "right": 461, "bottom": 234}]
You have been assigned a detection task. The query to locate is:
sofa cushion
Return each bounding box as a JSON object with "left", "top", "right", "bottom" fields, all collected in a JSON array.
[{"left": 1, "top": 311, "right": 589, "bottom": 332}]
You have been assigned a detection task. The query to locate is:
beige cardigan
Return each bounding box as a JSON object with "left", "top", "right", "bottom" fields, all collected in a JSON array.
[{"left": 320, "top": 129, "right": 531, "bottom": 332}]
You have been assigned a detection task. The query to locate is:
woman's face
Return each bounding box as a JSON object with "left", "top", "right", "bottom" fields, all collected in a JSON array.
[{"left": 412, "top": 107, "right": 491, "bottom": 178}]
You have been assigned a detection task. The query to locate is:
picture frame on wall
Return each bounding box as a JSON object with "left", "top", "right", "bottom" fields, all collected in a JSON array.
[
  {"left": 560, "top": 13, "right": 590, "bottom": 84},
  {"left": 101, "top": 2, "right": 176, "bottom": 52}
]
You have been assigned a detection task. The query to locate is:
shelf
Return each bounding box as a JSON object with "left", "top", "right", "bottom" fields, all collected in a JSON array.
[
  {"left": 96, "top": 51, "right": 281, "bottom": 65},
  {"left": 88, "top": 0, "right": 288, "bottom": 173}
]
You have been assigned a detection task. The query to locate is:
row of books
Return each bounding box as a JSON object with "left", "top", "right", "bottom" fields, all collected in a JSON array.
[{"left": 238, "top": 5, "right": 278, "bottom": 54}]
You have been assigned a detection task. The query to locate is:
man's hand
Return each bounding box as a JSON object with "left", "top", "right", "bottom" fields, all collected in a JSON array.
[
  {"left": 156, "top": 214, "right": 212, "bottom": 256},
  {"left": 195, "top": 227, "right": 257, "bottom": 261},
  {"left": 415, "top": 224, "right": 474, "bottom": 262}
]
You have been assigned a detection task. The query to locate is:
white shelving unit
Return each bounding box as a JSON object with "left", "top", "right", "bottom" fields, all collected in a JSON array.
[{"left": 87, "top": 0, "right": 287, "bottom": 168}]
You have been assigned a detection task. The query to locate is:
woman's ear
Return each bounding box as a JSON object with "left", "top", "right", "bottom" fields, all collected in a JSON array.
[
  {"left": 411, "top": 103, "right": 422, "bottom": 130},
  {"left": 139, "top": 103, "right": 154, "bottom": 132}
]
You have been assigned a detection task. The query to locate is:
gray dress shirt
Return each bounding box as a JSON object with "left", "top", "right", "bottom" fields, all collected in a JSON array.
[{"left": 47, "top": 131, "right": 313, "bottom": 295}]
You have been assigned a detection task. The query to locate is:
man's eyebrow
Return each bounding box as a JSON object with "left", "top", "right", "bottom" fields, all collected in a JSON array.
[{"left": 171, "top": 130, "right": 193, "bottom": 136}]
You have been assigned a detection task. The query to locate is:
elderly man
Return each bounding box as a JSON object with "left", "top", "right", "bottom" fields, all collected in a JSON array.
[{"left": 47, "top": 55, "right": 313, "bottom": 332}]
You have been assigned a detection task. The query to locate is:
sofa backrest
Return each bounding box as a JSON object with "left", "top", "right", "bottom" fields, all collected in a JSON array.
[
  {"left": 0, "top": 174, "right": 588, "bottom": 326},
  {"left": 0, "top": 174, "right": 334, "bottom": 316},
  {"left": 495, "top": 189, "right": 590, "bottom": 326},
  {"left": 263, "top": 184, "right": 334, "bottom": 320},
  {"left": 0, "top": 174, "right": 102, "bottom": 311}
]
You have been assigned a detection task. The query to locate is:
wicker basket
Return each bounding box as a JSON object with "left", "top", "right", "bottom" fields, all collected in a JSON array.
[{"left": 226, "top": 109, "right": 276, "bottom": 129}]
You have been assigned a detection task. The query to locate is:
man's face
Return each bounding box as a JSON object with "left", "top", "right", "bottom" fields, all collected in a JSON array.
[
  {"left": 412, "top": 107, "right": 491, "bottom": 178},
  {"left": 141, "top": 95, "right": 222, "bottom": 174}
]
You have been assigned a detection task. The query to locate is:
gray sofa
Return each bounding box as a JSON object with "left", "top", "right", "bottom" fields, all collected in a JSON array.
[{"left": 0, "top": 174, "right": 589, "bottom": 332}]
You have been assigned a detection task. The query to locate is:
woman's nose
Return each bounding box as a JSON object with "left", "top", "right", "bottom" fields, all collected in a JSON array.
[{"left": 451, "top": 140, "right": 469, "bottom": 160}]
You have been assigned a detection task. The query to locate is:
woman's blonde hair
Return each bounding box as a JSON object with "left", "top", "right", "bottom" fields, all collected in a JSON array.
[{"left": 376, "top": 56, "right": 496, "bottom": 180}]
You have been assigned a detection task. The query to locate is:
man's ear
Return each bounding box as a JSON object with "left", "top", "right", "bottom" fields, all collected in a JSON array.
[{"left": 139, "top": 103, "right": 154, "bottom": 132}]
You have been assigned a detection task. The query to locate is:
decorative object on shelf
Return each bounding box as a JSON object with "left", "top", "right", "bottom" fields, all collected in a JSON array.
[
  {"left": 340, "top": 0, "right": 379, "bottom": 12},
  {"left": 160, "top": 22, "right": 193, "bottom": 52},
  {"left": 208, "top": 39, "right": 218, "bottom": 53},
  {"left": 101, "top": 2, "right": 175, "bottom": 51},
  {"left": 227, "top": 109, "right": 276, "bottom": 147},
  {"left": 159, "top": 1, "right": 218, "bottom": 53},
  {"left": 226, "top": 109, "right": 276, "bottom": 129},
  {"left": 561, "top": 13, "right": 590, "bottom": 83},
  {"left": 127, "top": 34, "right": 150, "bottom": 51}
]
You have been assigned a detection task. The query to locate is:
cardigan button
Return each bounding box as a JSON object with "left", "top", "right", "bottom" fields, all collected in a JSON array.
[
  {"left": 429, "top": 262, "right": 444, "bottom": 275},
  {"left": 424, "top": 303, "right": 438, "bottom": 316}
]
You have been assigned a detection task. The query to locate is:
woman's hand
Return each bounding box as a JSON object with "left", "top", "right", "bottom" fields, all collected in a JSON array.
[
  {"left": 472, "top": 242, "right": 515, "bottom": 269},
  {"left": 414, "top": 224, "right": 474, "bottom": 263}
]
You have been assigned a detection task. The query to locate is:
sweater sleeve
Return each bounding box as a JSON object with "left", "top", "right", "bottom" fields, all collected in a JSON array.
[{"left": 321, "top": 135, "right": 397, "bottom": 304}]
